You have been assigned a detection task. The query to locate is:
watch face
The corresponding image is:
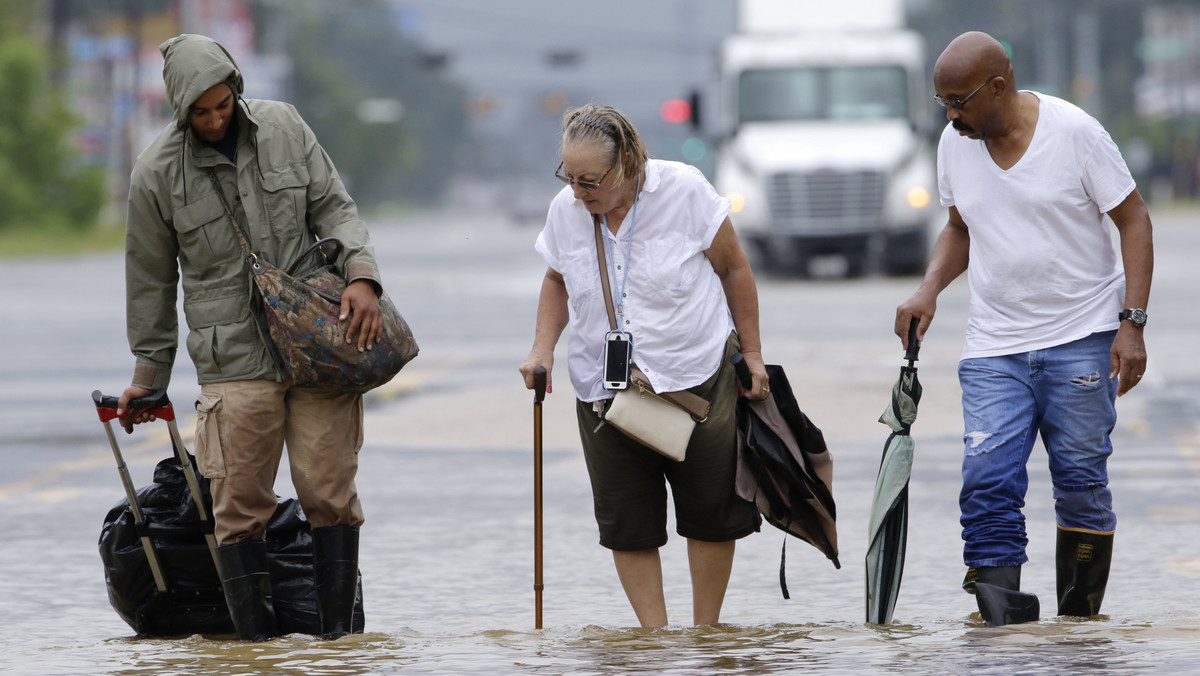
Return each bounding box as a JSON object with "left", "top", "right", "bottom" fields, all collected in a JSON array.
[{"left": 1122, "top": 308, "right": 1147, "bottom": 326}]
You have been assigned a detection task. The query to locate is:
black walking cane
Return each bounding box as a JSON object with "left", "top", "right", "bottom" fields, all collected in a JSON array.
[{"left": 532, "top": 366, "right": 547, "bottom": 629}]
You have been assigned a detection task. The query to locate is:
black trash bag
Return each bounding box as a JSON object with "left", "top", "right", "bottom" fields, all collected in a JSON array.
[{"left": 98, "top": 454, "right": 365, "bottom": 637}]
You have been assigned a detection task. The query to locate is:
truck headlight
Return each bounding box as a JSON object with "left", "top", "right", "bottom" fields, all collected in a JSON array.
[
  {"left": 906, "top": 186, "right": 930, "bottom": 210},
  {"left": 727, "top": 192, "right": 747, "bottom": 214}
]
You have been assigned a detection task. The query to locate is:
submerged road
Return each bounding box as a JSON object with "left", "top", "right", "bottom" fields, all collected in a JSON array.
[{"left": 0, "top": 203, "right": 1197, "bottom": 673}]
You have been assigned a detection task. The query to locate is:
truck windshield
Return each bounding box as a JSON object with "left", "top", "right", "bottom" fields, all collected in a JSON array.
[{"left": 738, "top": 65, "right": 908, "bottom": 122}]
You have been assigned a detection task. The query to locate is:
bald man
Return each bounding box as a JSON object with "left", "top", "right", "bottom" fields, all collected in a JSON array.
[{"left": 895, "top": 32, "right": 1153, "bottom": 626}]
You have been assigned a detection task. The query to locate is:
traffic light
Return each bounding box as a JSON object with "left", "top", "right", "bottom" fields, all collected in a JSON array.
[
  {"left": 659, "top": 91, "right": 703, "bottom": 130},
  {"left": 660, "top": 98, "right": 692, "bottom": 125}
]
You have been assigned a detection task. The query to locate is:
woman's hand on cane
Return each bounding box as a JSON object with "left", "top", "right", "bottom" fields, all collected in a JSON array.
[{"left": 520, "top": 351, "right": 554, "bottom": 394}]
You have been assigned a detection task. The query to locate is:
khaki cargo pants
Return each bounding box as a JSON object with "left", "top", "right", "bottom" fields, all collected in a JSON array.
[{"left": 194, "top": 380, "right": 365, "bottom": 545}]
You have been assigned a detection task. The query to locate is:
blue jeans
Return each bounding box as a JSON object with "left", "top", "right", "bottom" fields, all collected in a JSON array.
[{"left": 957, "top": 331, "right": 1118, "bottom": 568}]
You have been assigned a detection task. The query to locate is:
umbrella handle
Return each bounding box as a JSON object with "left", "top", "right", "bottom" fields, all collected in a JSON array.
[
  {"left": 730, "top": 353, "right": 753, "bottom": 391},
  {"left": 904, "top": 317, "right": 921, "bottom": 364}
]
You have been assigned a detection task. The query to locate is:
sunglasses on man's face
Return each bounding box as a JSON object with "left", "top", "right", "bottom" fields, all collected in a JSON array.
[{"left": 555, "top": 162, "right": 613, "bottom": 192}]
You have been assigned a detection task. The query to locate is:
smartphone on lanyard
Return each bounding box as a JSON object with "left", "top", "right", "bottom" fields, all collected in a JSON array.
[{"left": 603, "top": 331, "right": 633, "bottom": 390}]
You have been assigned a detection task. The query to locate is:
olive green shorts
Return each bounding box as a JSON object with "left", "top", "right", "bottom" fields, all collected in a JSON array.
[{"left": 575, "top": 333, "right": 761, "bottom": 551}]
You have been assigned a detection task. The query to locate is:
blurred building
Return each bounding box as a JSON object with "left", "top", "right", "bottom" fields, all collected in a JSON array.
[
  {"left": 1137, "top": 4, "right": 1200, "bottom": 117},
  {"left": 48, "top": 0, "right": 1200, "bottom": 214},
  {"left": 1135, "top": 3, "right": 1200, "bottom": 199},
  {"left": 386, "top": 0, "right": 736, "bottom": 217}
]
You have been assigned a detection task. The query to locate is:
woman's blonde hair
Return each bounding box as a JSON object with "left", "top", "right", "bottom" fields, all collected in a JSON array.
[{"left": 561, "top": 104, "right": 649, "bottom": 188}]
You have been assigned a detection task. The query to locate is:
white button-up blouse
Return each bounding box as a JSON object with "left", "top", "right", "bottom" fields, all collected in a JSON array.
[{"left": 535, "top": 159, "right": 734, "bottom": 403}]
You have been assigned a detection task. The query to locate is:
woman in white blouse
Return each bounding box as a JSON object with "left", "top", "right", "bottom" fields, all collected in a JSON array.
[{"left": 519, "top": 104, "right": 770, "bottom": 628}]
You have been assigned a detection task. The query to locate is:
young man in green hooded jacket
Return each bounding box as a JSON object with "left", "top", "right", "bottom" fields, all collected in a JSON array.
[{"left": 117, "top": 33, "right": 383, "bottom": 641}]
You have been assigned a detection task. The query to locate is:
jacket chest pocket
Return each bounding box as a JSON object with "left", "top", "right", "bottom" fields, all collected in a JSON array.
[
  {"left": 173, "top": 192, "right": 231, "bottom": 272},
  {"left": 260, "top": 162, "right": 309, "bottom": 238}
]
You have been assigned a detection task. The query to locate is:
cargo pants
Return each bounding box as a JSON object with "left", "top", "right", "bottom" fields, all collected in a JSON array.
[{"left": 193, "top": 379, "right": 365, "bottom": 545}]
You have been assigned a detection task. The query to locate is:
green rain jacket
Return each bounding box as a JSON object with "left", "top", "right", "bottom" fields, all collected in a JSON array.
[{"left": 126, "top": 34, "right": 382, "bottom": 391}]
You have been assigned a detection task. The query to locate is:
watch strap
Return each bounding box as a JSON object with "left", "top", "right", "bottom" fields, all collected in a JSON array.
[{"left": 1118, "top": 308, "right": 1147, "bottom": 326}]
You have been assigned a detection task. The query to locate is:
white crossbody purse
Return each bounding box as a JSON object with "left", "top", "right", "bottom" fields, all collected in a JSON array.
[{"left": 593, "top": 218, "right": 710, "bottom": 461}]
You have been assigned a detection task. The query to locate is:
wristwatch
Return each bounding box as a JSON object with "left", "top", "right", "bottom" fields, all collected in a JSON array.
[{"left": 1118, "top": 308, "right": 1148, "bottom": 327}]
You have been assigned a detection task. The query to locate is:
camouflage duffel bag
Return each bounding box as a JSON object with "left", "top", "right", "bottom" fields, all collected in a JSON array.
[{"left": 251, "top": 237, "right": 419, "bottom": 393}]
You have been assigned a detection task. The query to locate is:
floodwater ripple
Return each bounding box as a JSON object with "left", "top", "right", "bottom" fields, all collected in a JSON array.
[{"left": 12, "top": 617, "right": 1200, "bottom": 675}]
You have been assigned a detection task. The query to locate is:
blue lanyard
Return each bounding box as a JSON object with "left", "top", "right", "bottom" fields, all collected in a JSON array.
[{"left": 602, "top": 175, "right": 641, "bottom": 328}]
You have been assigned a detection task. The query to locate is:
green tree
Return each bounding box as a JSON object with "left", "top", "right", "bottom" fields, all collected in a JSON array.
[
  {"left": 0, "top": 36, "right": 105, "bottom": 232},
  {"left": 0, "top": 0, "right": 37, "bottom": 36}
]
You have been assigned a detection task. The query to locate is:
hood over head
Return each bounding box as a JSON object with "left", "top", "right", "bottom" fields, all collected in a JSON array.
[{"left": 159, "top": 34, "right": 244, "bottom": 129}]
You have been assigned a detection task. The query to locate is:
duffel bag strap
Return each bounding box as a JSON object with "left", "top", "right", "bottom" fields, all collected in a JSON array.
[{"left": 206, "top": 168, "right": 257, "bottom": 260}]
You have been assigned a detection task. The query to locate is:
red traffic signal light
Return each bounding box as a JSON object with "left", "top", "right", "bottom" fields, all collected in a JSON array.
[{"left": 660, "top": 98, "right": 692, "bottom": 124}]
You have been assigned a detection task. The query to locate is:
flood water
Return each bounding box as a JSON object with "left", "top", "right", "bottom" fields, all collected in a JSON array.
[
  {"left": 4, "top": 429, "right": 1199, "bottom": 675},
  {"left": 3, "top": 209, "right": 1199, "bottom": 674}
]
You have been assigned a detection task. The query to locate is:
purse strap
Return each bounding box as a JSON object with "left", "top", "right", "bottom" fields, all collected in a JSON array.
[
  {"left": 593, "top": 215, "right": 618, "bottom": 331},
  {"left": 593, "top": 215, "right": 710, "bottom": 422}
]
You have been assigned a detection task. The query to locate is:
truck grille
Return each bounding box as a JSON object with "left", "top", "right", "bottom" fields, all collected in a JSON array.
[{"left": 766, "top": 170, "right": 886, "bottom": 235}]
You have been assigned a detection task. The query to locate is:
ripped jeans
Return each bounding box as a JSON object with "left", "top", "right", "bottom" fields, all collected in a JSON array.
[{"left": 957, "top": 330, "right": 1118, "bottom": 568}]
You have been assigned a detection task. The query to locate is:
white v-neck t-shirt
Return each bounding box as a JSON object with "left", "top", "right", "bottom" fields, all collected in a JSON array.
[
  {"left": 535, "top": 159, "right": 733, "bottom": 403},
  {"left": 937, "top": 92, "right": 1136, "bottom": 359}
]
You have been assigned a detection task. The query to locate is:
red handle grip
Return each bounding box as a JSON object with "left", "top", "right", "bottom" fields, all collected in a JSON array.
[{"left": 92, "top": 389, "right": 176, "bottom": 423}]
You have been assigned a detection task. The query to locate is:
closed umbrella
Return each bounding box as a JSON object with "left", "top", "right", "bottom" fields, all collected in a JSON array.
[{"left": 865, "top": 318, "right": 922, "bottom": 625}]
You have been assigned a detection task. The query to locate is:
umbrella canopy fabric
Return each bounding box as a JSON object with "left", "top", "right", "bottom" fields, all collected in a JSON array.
[
  {"left": 733, "top": 360, "right": 840, "bottom": 573},
  {"left": 865, "top": 344, "right": 923, "bottom": 625}
]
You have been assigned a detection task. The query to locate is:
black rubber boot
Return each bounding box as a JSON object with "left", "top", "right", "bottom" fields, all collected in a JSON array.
[
  {"left": 963, "top": 565, "right": 1040, "bottom": 627},
  {"left": 1056, "top": 528, "right": 1114, "bottom": 618},
  {"left": 217, "top": 540, "right": 281, "bottom": 642},
  {"left": 313, "top": 525, "right": 361, "bottom": 640}
]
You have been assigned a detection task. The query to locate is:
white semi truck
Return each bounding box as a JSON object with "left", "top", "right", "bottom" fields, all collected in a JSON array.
[{"left": 715, "top": 0, "right": 937, "bottom": 276}]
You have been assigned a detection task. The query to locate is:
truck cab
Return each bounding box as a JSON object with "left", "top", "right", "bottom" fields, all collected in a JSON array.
[{"left": 715, "top": 24, "right": 937, "bottom": 276}]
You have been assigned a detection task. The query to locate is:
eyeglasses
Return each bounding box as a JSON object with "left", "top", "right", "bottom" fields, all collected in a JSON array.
[
  {"left": 555, "top": 161, "right": 613, "bottom": 192},
  {"left": 934, "top": 75, "right": 999, "bottom": 109}
]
